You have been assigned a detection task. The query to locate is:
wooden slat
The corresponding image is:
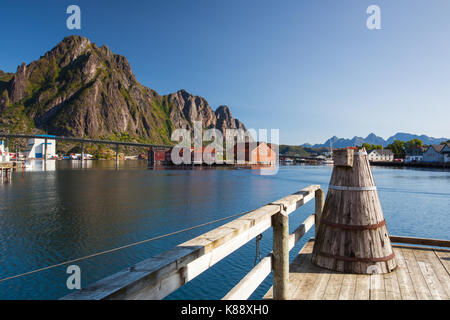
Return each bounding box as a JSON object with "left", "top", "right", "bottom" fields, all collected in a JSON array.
[
  {"left": 338, "top": 274, "right": 356, "bottom": 300},
  {"left": 394, "top": 247, "right": 417, "bottom": 300},
  {"left": 353, "top": 275, "right": 370, "bottom": 300},
  {"left": 435, "top": 250, "right": 450, "bottom": 275},
  {"left": 413, "top": 248, "right": 448, "bottom": 300},
  {"left": 322, "top": 272, "right": 344, "bottom": 300},
  {"left": 288, "top": 215, "right": 315, "bottom": 250},
  {"left": 426, "top": 250, "right": 450, "bottom": 297},
  {"left": 384, "top": 269, "right": 401, "bottom": 300},
  {"left": 401, "top": 247, "right": 432, "bottom": 300},
  {"left": 222, "top": 254, "right": 273, "bottom": 300},
  {"left": 272, "top": 211, "right": 289, "bottom": 300},
  {"left": 303, "top": 242, "right": 334, "bottom": 300},
  {"left": 289, "top": 242, "right": 318, "bottom": 299},
  {"left": 369, "top": 273, "right": 385, "bottom": 300},
  {"left": 390, "top": 236, "right": 450, "bottom": 248}
]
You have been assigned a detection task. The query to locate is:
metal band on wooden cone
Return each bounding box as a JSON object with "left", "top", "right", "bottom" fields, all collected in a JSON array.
[
  {"left": 316, "top": 251, "right": 395, "bottom": 263},
  {"left": 328, "top": 185, "right": 377, "bottom": 191},
  {"left": 320, "top": 218, "right": 386, "bottom": 230}
]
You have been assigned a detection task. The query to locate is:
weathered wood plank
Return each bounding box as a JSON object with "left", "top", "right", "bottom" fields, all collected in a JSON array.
[
  {"left": 353, "top": 275, "right": 370, "bottom": 300},
  {"left": 413, "top": 248, "right": 448, "bottom": 300},
  {"left": 435, "top": 250, "right": 450, "bottom": 275},
  {"left": 223, "top": 254, "right": 273, "bottom": 300},
  {"left": 314, "top": 188, "right": 325, "bottom": 238},
  {"left": 289, "top": 242, "right": 318, "bottom": 300},
  {"left": 426, "top": 250, "right": 450, "bottom": 298},
  {"left": 272, "top": 211, "right": 289, "bottom": 300},
  {"left": 394, "top": 247, "right": 417, "bottom": 300},
  {"left": 322, "top": 272, "right": 344, "bottom": 300},
  {"left": 288, "top": 215, "right": 315, "bottom": 250},
  {"left": 384, "top": 269, "right": 402, "bottom": 300},
  {"left": 390, "top": 236, "right": 450, "bottom": 248},
  {"left": 338, "top": 274, "right": 357, "bottom": 300},
  {"left": 401, "top": 248, "right": 432, "bottom": 300},
  {"left": 369, "top": 273, "right": 385, "bottom": 300}
]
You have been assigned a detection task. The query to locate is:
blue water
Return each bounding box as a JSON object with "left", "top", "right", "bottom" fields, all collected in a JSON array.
[{"left": 0, "top": 162, "right": 449, "bottom": 299}]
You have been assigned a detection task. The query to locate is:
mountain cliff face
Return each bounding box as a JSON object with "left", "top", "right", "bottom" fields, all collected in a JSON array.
[{"left": 0, "top": 36, "right": 245, "bottom": 144}]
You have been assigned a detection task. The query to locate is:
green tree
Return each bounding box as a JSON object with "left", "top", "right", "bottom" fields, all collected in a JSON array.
[
  {"left": 387, "top": 140, "right": 405, "bottom": 158},
  {"left": 361, "top": 143, "right": 382, "bottom": 150},
  {"left": 405, "top": 139, "right": 423, "bottom": 149}
]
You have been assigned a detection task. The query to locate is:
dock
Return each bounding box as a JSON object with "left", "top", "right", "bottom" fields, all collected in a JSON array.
[
  {"left": 61, "top": 184, "right": 450, "bottom": 300},
  {"left": 263, "top": 239, "right": 450, "bottom": 300}
]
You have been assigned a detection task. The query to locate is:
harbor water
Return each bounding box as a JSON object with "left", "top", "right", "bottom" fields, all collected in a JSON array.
[{"left": 0, "top": 161, "right": 449, "bottom": 299}]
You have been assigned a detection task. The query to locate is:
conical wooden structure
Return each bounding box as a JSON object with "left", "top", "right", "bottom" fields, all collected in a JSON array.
[{"left": 312, "top": 147, "right": 397, "bottom": 274}]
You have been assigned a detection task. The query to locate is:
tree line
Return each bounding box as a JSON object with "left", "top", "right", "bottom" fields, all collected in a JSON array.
[{"left": 361, "top": 138, "right": 426, "bottom": 159}]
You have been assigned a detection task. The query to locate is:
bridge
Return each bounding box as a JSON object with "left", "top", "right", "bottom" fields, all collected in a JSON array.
[{"left": 0, "top": 133, "right": 172, "bottom": 166}]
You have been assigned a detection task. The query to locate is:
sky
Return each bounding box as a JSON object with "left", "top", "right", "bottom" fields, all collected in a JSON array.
[{"left": 0, "top": 0, "right": 449, "bottom": 144}]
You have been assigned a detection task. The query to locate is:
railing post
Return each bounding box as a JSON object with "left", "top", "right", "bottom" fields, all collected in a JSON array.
[
  {"left": 315, "top": 188, "right": 325, "bottom": 238},
  {"left": 272, "top": 208, "right": 289, "bottom": 300}
]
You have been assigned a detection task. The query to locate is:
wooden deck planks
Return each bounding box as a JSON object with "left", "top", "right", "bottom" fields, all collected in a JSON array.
[
  {"left": 413, "top": 247, "right": 448, "bottom": 300},
  {"left": 353, "top": 275, "right": 370, "bottom": 300},
  {"left": 264, "top": 242, "right": 450, "bottom": 300},
  {"left": 338, "top": 274, "right": 357, "bottom": 300},
  {"left": 394, "top": 247, "right": 418, "bottom": 300},
  {"left": 401, "top": 247, "right": 433, "bottom": 300}
]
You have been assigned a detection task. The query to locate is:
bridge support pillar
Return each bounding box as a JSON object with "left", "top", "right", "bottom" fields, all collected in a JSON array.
[
  {"left": 115, "top": 144, "right": 119, "bottom": 169},
  {"left": 5, "top": 138, "right": 9, "bottom": 162},
  {"left": 81, "top": 143, "right": 84, "bottom": 168},
  {"left": 148, "top": 147, "right": 154, "bottom": 167},
  {"left": 44, "top": 138, "right": 47, "bottom": 170}
]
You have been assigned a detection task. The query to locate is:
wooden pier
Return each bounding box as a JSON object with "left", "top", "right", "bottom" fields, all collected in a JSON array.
[
  {"left": 62, "top": 184, "right": 450, "bottom": 300},
  {"left": 263, "top": 239, "right": 450, "bottom": 300}
]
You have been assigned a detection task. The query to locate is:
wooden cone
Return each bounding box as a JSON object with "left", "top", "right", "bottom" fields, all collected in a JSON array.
[{"left": 311, "top": 147, "right": 397, "bottom": 274}]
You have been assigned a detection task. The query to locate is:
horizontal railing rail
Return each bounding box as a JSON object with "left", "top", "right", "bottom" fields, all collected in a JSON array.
[{"left": 62, "top": 185, "right": 324, "bottom": 300}]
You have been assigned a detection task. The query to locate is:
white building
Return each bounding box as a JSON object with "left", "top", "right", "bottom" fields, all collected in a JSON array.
[
  {"left": 0, "top": 140, "right": 10, "bottom": 162},
  {"left": 367, "top": 149, "right": 394, "bottom": 162},
  {"left": 25, "top": 136, "right": 56, "bottom": 159},
  {"left": 405, "top": 147, "right": 426, "bottom": 163}
]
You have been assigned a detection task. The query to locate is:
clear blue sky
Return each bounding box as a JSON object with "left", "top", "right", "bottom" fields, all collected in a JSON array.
[{"left": 1, "top": 0, "right": 449, "bottom": 144}]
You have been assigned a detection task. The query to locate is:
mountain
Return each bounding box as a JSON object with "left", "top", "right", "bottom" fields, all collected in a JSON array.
[
  {"left": 304, "top": 132, "right": 449, "bottom": 148},
  {"left": 385, "top": 133, "right": 448, "bottom": 146},
  {"left": 0, "top": 36, "right": 245, "bottom": 145}
]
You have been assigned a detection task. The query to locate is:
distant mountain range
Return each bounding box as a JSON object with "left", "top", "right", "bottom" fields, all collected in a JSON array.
[{"left": 302, "top": 133, "right": 449, "bottom": 149}]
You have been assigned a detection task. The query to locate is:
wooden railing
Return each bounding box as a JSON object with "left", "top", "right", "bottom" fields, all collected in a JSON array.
[{"left": 62, "top": 185, "right": 325, "bottom": 300}]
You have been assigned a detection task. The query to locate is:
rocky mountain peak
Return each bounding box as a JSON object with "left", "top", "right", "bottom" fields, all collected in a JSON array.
[{"left": 0, "top": 36, "right": 247, "bottom": 144}]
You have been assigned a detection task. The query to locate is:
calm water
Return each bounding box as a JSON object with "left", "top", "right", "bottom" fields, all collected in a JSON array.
[{"left": 0, "top": 161, "right": 449, "bottom": 300}]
